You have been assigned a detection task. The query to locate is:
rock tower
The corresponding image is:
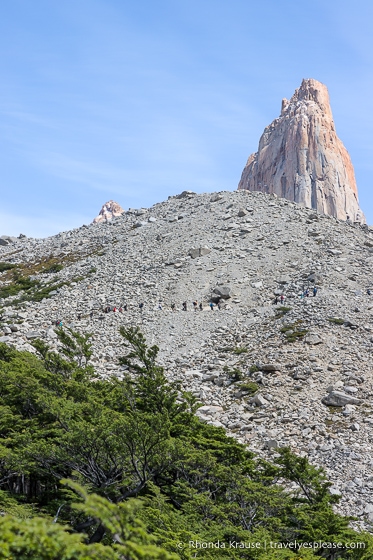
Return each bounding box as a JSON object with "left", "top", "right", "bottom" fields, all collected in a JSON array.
[
  {"left": 238, "top": 78, "right": 365, "bottom": 222},
  {"left": 93, "top": 200, "right": 124, "bottom": 224}
]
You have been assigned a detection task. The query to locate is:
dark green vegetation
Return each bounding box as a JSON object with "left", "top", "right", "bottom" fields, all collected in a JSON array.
[
  {"left": 328, "top": 318, "right": 345, "bottom": 325},
  {"left": 0, "top": 273, "right": 68, "bottom": 303},
  {"left": 223, "top": 364, "right": 244, "bottom": 381},
  {"left": 232, "top": 346, "right": 248, "bottom": 354},
  {"left": 274, "top": 306, "right": 292, "bottom": 319},
  {"left": 280, "top": 321, "right": 309, "bottom": 343},
  {"left": 0, "top": 328, "right": 371, "bottom": 558},
  {"left": 236, "top": 381, "right": 259, "bottom": 395},
  {"left": 43, "top": 263, "right": 64, "bottom": 274},
  {"left": 0, "top": 262, "right": 16, "bottom": 273}
]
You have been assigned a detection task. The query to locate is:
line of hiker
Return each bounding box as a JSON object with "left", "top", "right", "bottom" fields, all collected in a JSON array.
[
  {"left": 273, "top": 286, "right": 318, "bottom": 305},
  {"left": 97, "top": 300, "right": 224, "bottom": 314},
  {"left": 178, "top": 300, "right": 221, "bottom": 311}
]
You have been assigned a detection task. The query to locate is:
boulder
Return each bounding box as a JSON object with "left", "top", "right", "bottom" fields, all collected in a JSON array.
[
  {"left": 251, "top": 394, "right": 268, "bottom": 407},
  {"left": 25, "top": 331, "right": 41, "bottom": 340},
  {"left": 260, "top": 364, "right": 281, "bottom": 372},
  {"left": 322, "top": 391, "right": 361, "bottom": 407},
  {"left": 188, "top": 246, "right": 211, "bottom": 259},
  {"left": 305, "top": 334, "right": 323, "bottom": 345},
  {"left": 175, "top": 190, "right": 196, "bottom": 199},
  {"left": 213, "top": 286, "right": 232, "bottom": 299},
  {"left": 264, "top": 439, "right": 279, "bottom": 449}
]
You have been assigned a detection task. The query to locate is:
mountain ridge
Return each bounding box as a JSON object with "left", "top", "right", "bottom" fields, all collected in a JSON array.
[{"left": 1, "top": 189, "right": 373, "bottom": 527}]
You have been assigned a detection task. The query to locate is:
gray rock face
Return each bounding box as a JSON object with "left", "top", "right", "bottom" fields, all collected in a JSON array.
[{"left": 238, "top": 78, "right": 365, "bottom": 222}]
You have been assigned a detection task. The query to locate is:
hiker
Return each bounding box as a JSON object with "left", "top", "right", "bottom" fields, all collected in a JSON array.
[
  {"left": 182, "top": 301, "right": 187, "bottom": 311},
  {"left": 367, "top": 289, "right": 371, "bottom": 296},
  {"left": 313, "top": 286, "right": 317, "bottom": 297},
  {"left": 171, "top": 303, "right": 176, "bottom": 312},
  {"left": 123, "top": 303, "right": 128, "bottom": 311},
  {"left": 113, "top": 307, "right": 117, "bottom": 312},
  {"left": 209, "top": 302, "right": 214, "bottom": 311},
  {"left": 280, "top": 295, "right": 285, "bottom": 304},
  {"left": 58, "top": 320, "right": 63, "bottom": 327},
  {"left": 193, "top": 301, "right": 198, "bottom": 311},
  {"left": 199, "top": 302, "right": 203, "bottom": 311},
  {"left": 90, "top": 311, "right": 93, "bottom": 319},
  {"left": 158, "top": 301, "right": 162, "bottom": 310},
  {"left": 139, "top": 302, "right": 144, "bottom": 312},
  {"left": 274, "top": 296, "right": 279, "bottom": 305},
  {"left": 119, "top": 307, "right": 123, "bottom": 313},
  {"left": 217, "top": 301, "right": 221, "bottom": 310},
  {"left": 77, "top": 313, "right": 81, "bottom": 320}
]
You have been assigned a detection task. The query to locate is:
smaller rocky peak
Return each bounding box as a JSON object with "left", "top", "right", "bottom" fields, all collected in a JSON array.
[{"left": 93, "top": 200, "right": 124, "bottom": 224}]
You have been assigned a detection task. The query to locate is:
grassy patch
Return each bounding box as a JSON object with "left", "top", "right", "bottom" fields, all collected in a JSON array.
[
  {"left": 71, "top": 276, "right": 85, "bottom": 283},
  {"left": 285, "top": 329, "right": 308, "bottom": 342},
  {"left": 232, "top": 346, "right": 248, "bottom": 354},
  {"left": 0, "top": 274, "right": 69, "bottom": 304},
  {"left": 328, "top": 317, "right": 344, "bottom": 325},
  {"left": 43, "top": 263, "right": 64, "bottom": 274},
  {"left": 0, "top": 275, "right": 38, "bottom": 299},
  {"left": 0, "top": 254, "right": 80, "bottom": 282},
  {"left": 249, "top": 364, "right": 259, "bottom": 374}
]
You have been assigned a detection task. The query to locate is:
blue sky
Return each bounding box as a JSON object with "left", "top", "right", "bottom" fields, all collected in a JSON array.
[{"left": 0, "top": 0, "right": 372, "bottom": 237}]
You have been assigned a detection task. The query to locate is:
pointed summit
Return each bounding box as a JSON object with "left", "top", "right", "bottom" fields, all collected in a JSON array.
[
  {"left": 238, "top": 78, "right": 365, "bottom": 222},
  {"left": 93, "top": 200, "right": 124, "bottom": 224}
]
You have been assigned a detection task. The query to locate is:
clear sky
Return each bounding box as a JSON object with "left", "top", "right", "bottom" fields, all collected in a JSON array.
[{"left": 1, "top": 0, "right": 372, "bottom": 237}]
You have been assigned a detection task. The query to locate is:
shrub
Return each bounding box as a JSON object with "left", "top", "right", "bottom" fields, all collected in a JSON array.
[
  {"left": 275, "top": 306, "right": 292, "bottom": 318},
  {"left": 238, "top": 381, "right": 258, "bottom": 395},
  {"left": 223, "top": 365, "right": 244, "bottom": 381}
]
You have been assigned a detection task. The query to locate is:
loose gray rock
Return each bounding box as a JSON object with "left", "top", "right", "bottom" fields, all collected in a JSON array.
[
  {"left": 213, "top": 286, "right": 232, "bottom": 299},
  {"left": 322, "top": 391, "right": 361, "bottom": 407}
]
